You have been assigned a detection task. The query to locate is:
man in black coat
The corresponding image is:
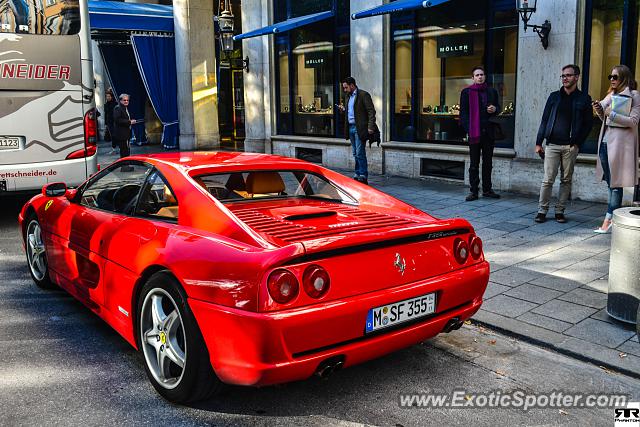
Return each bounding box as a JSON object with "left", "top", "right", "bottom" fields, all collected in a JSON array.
[
  {"left": 534, "top": 64, "right": 593, "bottom": 223},
  {"left": 112, "top": 93, "right": 136, "bottom": 158},
  {"left": 460, "top": 66, "right": 501, "bottom": 201},
  {"left": 340, "top": 77, "right": 379, "bottom": 185}
]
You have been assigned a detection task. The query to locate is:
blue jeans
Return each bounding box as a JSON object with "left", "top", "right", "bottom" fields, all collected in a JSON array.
[
  {"left": 349, "top": 124, "right": 368, "bottom": 178},
  {"left": 599, "top": 140, "right": 623, "bottom": 219}
]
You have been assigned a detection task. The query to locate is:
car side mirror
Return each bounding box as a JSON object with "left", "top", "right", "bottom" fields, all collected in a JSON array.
[
  {"left": 65, "top": 188, "right": 78, "bottom": 201},
  {"left": 43, "top": 182, "right": 67, "bottom": 197}
]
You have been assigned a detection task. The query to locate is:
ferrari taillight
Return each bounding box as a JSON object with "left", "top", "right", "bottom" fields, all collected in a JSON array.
[
  {"left": 267, "top": 269, "right": 299, "bottom": 304},
  {"left": 469, "top": 236, "right": 483, "bottom": 259},
  {"left": 302, "top": 265, "right": 330, "bottom": 298},
  {"left": 453, "top": 238, "right": 469, "bottom": 264}
]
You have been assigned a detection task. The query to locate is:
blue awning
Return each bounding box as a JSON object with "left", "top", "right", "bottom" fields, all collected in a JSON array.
[
  {"left": 88, "top": 1, "right": 174, "bottom": 33},
  {"left": 351, "top": 0, "right": 451, "bottom": 20},
  {"left": 234, "top": 10, "right": 334, "bottom": 41}
]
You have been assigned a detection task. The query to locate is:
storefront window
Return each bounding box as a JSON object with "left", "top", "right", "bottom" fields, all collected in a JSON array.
[
  {"left": 588, "top": 0, "right": 624, "bottom": 104},
  {"left": 274, "top": 0, "right": 350, "bottom": 138},
  {"left": 292, "top": 26, "right": 334, "bottom": 136},
  {"left": 391, "top": 0, "right": 517, "bottom": 148},
  {"left": 583, "top": 0, "right": 625, "bottom": 154}
]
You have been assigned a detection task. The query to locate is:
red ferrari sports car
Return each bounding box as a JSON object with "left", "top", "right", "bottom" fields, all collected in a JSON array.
[{"left": 19, "top": 151, "right": 489, "bottom": 402}]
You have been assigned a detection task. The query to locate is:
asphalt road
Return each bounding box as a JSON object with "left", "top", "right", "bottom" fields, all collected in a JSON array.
[{"left": 1, "top": 193, "right": 639, "bottom": 426}]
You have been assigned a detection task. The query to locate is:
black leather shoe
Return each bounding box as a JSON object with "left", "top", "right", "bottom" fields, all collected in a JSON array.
[
  {"left": 534, "top": 213, "right": 547, "bottom": 223},
  {"left": 482, "top": 191, "right": 501, "bottom": 199},
  {"left": 555, "top": 213, "right": 567, "bottom": 223},
  {"left": 355, "top": 176, "right": 368, "bottom": 185},
  {"left": 465, "top": 193, "right": 479, "bottom": 201}
]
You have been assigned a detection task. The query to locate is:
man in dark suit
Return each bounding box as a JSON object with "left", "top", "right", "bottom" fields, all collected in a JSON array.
[
  {"left": 112, "top": 93, "right": 136, "bottom": 158},
  {"left": 340, "top": 77, "right": 379, "bottom": 185},
  {"left": 460, "top": 66, "right": 501, "bottom": 201}
]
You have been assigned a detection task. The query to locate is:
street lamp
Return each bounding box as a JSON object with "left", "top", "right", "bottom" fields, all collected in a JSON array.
[
  {"left": 218, "top": 0, "right": 235, "bottom": 53},
  {"left": 516, "top": 0, "right": 551, "bottom": 50}
]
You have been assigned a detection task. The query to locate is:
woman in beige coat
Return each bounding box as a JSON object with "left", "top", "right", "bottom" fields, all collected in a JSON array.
[{"left": 593, "top": 65, "right": 640, "bottom": 233}]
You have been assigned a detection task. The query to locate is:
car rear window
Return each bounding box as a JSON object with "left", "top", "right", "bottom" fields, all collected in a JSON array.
[{"left": 194, "top": 171, "right": 356, "bottom": 204}]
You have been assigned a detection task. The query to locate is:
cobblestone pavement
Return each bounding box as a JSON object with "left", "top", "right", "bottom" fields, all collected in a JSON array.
[{"left": 98, "top": 141, "right": 640, "bottom": 376}]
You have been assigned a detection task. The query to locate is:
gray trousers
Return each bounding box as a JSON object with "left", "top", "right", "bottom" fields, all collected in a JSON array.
[{"left": 538, "top": 144, "right": 579, "bottom": 214}]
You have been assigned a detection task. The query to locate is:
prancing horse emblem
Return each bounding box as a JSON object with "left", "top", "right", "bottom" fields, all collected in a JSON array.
[{"left": 394, "top": 253, "right": 406, "bottom": 275}]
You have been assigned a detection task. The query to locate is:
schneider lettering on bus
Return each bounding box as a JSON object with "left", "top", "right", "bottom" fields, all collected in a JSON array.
[{"left": 0, "top": 64, "right": 71, "bottom": 80}]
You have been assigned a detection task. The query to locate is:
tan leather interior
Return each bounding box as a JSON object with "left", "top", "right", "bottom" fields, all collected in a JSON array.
[
  {"left": 156, "top": 206, "right": 179, "bottom": 219},
  {"left": 245, "top": 171, "right": 285, "bottom": 195}
]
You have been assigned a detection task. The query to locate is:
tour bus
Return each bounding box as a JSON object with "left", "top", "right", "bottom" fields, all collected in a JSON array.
[{"left": 0, "top": 0, "right": 97, "bottom": 194}]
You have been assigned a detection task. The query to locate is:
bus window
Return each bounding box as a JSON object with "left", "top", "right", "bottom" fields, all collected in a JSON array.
[{"left": 0, "top": 0, "right": 80, "bottom": 35}]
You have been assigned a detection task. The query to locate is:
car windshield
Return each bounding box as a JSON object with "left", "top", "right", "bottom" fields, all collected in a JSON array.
[{"left": 194, "top": 170, "right": 356, "bottom": 204}]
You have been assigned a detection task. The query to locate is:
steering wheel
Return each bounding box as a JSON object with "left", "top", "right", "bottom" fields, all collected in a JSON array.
[{"left": 112, "top": 184, "right": 142, "bottom": 214}]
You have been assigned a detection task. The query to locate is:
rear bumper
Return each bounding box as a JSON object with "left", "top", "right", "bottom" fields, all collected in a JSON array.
[
  {"left": 0, "top": 155, "right": 97, "bottom": 192},
  {"left": 189, "top": 261, "right": 489, "bottom": 387}
]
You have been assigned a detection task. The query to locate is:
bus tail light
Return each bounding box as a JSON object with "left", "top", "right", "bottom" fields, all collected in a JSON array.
[{"left": 66, "top": 108, "right": 98, "bottom": 159}]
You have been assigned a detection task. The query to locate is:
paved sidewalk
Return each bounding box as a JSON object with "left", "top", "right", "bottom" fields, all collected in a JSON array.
[
  {"left": 97, "top": 141, "right": 640, "bottom": 376},
  {"left": 367, "top": 174, "right": 640, "bottom": 377}
]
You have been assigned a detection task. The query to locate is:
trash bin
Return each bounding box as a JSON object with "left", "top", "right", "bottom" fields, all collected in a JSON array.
[{"left": 608, "top": 207, "right": 640, "bottom": 323}]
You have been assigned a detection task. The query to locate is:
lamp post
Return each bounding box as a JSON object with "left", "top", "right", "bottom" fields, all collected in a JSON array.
[
  {"left": 216, "top": 0, "right": 249, "bottom": 71},
  {"left": 516, "top": 0, "right": 551, "bottom": 50},
  {"left": 218, "top": 0, "right": 235, "bottom": 53}
]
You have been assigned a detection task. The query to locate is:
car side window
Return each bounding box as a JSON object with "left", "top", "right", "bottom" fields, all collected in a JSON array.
[
  {"left": 79, "top": 163, "right": 151, "bottom": 215},
  {"left": 136, "top": 171, "right": 179, "bottom": 220}
]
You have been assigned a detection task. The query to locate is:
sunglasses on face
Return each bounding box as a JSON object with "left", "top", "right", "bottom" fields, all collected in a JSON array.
[{"left": 608, "top": 74, "right": 620, "bottom": 81}]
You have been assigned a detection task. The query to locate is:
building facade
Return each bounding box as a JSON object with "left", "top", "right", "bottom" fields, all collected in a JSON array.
[{"left": 233, "top": 0, "right": 640, "bottom": 203}]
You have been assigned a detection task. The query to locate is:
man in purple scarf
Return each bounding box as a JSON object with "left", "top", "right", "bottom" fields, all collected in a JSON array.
[{"left": 460, "top": 66, "right": 501, "bottom": 201}]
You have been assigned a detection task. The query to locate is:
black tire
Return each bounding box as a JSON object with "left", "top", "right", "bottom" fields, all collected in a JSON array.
[
  {"left": 24, "top": 214, "right": 55, "bottom": 290},
  {"left": 136, "top": 271, "right": 223, "bottom": 403}
]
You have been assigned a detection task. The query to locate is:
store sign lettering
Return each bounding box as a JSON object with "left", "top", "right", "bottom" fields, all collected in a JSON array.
[
  {"left": 304, "top": 52, "right": 327, "bottom": 68},
  {"left": 437, "top": 34, "right": 474, "bottom": 58}
]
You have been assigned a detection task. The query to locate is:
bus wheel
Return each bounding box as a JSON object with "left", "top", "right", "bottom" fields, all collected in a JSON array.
[{"left": 25, "top": 216, "right": 55, "bottom": 289}]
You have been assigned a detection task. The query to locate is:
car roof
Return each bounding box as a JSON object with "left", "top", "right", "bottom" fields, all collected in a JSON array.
[{"left": 129, "top": 151, "right": 311, "bottom": 174}]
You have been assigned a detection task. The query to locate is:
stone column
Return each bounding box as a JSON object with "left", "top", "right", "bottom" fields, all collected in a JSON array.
[
  {"left": 514, "top": 0, "right": 578, "bottom": 159},
  {"left": 173, "top": 0, "right": 219, "bottom": 150},
  {"left": 240, "top": 0, "right": 269, "bottom": 153},
  {"left": 350, "top": 0, "right": 385, "bottom": 173}
]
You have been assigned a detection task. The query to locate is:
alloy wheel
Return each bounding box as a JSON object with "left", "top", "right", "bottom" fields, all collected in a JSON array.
[
  {"left": 26, "top": 220, "right": 47, "bottom": 282},
  {"left": 140, "top": 288, "right": 187, "bottom": 389}
]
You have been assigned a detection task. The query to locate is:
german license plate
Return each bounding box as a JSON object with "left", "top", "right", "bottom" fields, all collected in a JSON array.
[
  {"left": 365, "top": 292, "right": 436, "bottom": 333},
  {"left": 0, "top": 137, "right": 20, "bottom": 150}
]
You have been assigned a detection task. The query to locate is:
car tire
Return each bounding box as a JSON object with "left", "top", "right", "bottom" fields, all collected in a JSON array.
[
  {"left": 137, "top": 271, "right": 223, "bottom": 403},
  {"left": 24, "top": 215, "right": 55, "bottom": 289}
]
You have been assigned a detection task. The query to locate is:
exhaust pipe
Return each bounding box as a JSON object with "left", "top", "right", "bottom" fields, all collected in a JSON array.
[
  {"left": 315, "top": 356, "right": 345, "bottom": 379},
  {"left": 442, "top": 317, "right": 463, "bottom": 333}
]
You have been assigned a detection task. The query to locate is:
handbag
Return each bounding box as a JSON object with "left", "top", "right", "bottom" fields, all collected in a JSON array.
[{"left": 608, "top": 94, "right": 632, "bottom": 128}]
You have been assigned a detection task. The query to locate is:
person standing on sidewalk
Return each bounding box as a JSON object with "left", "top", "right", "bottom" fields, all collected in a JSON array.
[
  {"left": 460, "top": 66, "right": 501, "bottom": 201},
  {"left": 592, "top": 65, "right": 640, "bottom": 233},
  {"left": 340, "top": 77, "right": 378, "bottom": 185},
  {"left": 534, "top": 64, "right": 593, "bottom": 223},
  {"left": 104, "top": 90, "right": 117, "bottom": 154},
  {"left": 112, "top": 94, "right": 136, "bottom": 158}
]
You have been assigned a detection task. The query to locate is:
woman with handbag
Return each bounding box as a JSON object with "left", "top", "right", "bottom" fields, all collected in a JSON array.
[{"left": 592, "top": 65, "right": 640, "bottom": 233}]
